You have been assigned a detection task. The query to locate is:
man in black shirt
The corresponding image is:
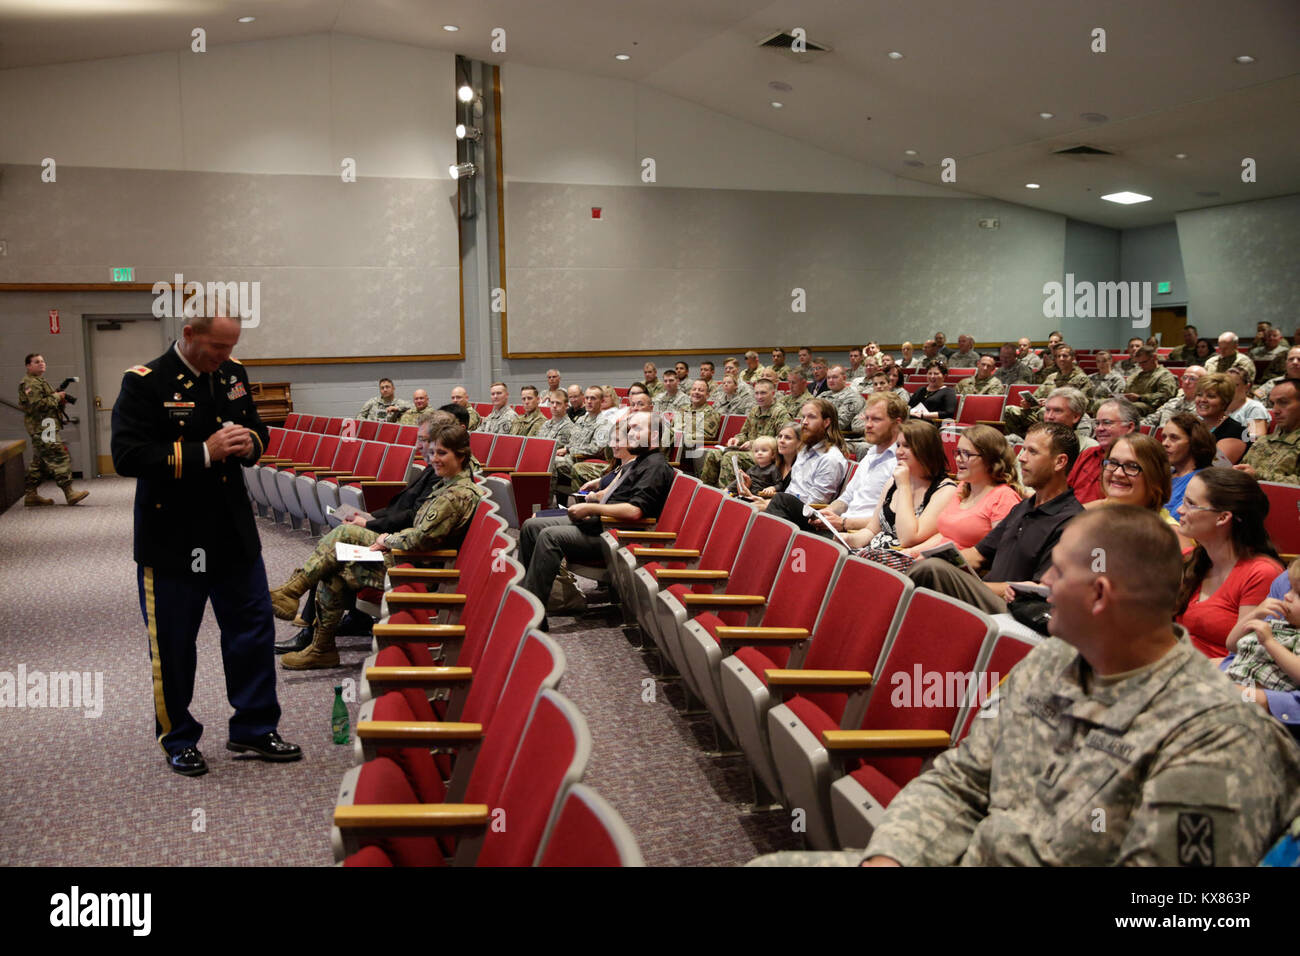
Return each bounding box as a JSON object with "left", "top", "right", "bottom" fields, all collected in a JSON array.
[
  {"left": 907, "top": 421, "right": 1083, "bottom": 614},
  {"left": 518, "top": 411, "right": 675, "bottom": 627}
]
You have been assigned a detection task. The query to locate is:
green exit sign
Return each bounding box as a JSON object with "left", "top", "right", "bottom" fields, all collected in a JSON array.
[
  {"left": 111, "top": 267, "right": 134, "bottom": 282},
  {"left": 1156, "top": 281, "right": 1171, "bottom": 294}
]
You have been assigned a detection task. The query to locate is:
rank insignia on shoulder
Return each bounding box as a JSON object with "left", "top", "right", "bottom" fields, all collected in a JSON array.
[
  {"left": 230, "top": 358, "right": 243, "bottom": 365},
  {"left": 127, "top": 365, "right": 152, "bottom": 376}
]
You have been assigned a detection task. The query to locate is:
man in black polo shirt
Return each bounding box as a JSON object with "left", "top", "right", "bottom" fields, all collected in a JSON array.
[
  {"left": 518, "top": 411, "right": 675, "bottom": 628},
  {"left": 907, "top": 421, "right": 1083, "bottom": 614}
]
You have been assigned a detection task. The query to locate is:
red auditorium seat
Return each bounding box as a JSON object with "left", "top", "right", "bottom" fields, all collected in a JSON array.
[{"left": 536, "top": 784, "right": 644, "bottom": 867}]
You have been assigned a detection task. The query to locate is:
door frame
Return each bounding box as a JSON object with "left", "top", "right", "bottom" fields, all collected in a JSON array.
[{"left": 81, "top": 314, "right": 167, "bottom": 476}]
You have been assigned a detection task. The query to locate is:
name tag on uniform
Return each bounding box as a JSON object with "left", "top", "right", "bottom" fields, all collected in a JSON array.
[
  {"left": 165, "top": 401, "right": 196, "bottom": 419},
  {"left": 226, "top": 382, "right": 247, "bottom": 401}
]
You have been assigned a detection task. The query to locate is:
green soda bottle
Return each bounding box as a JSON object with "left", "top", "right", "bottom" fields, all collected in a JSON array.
[{"left": 332, "top": 685, "right": 350, "bottom": 744}]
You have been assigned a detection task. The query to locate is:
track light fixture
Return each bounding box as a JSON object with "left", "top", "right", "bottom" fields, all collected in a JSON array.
[{"left": 449, "top": 162, "right": 478, "bottom": 180}]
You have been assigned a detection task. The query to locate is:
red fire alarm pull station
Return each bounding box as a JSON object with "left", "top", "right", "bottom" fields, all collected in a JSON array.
[
  {"left": 49, "top": 309, "right": 60, "bottom": 334},
  {"left": 591, "top": 207, "right": 602, "bottom": 219}
]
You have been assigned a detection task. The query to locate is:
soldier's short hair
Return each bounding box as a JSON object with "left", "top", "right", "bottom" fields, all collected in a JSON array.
[
  {"left": 744, "top": 350, "right": 759, "bottom": 360},
  {"left": 788, "top": 368, "right": 807, "bottom": 382},
  {"left": 438, "top": 403, "right": 470, "bottom": 427},
  {"left": 1073, "top": 506, "right": 1183, "bottom": 614},
  {"left": 700, "top": 360, "right": 715, "bottom": 371},
  {"left": 812, "top": 356, "right": 827, "bottom": 366},
  {"left": 24, "top": 353, "right": 42, "bottom": 366},
  {"left": 864, "top": 391, "right": 908, "bottom": 422},
  {"left": 753, "top": 378, "right": 774, "bottom": 392},
  {"left": 379, "top": 377, "right": 394, "bottom": 387},
  {"left": 490, "top": 381, "right": 507, "bottom": 391},
  {"left": 1026, "top": 420, "right": 1081, "bottom": 472},
  {"left": 520, "top": 384, "right": 539, "bottom": 397},
  {"left": 1135, "top": 345, "right": 1158, "bottom": 360}
]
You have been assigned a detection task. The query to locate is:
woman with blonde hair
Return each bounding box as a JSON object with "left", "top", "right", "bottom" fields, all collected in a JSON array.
[{"left": 904, "top": 424, "right": 1023, "bottom": 554}]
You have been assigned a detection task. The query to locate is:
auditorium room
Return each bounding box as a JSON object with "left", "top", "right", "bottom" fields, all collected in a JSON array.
[{"left": 1, "top": 0, "right": 1298, "bottom": 872}]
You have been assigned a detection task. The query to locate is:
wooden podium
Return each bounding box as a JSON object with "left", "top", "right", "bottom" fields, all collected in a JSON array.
[{"left": 250, "top": 382, "right": 293, "bottom": 426}]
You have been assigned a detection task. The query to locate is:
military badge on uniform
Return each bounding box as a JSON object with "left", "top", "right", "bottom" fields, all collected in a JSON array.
[
  {"left": 1177, "top": 812, "right": 1214, "bottom": 866},
  {"left": 227, "top": 382, "right": 247, "bottom": 401}
]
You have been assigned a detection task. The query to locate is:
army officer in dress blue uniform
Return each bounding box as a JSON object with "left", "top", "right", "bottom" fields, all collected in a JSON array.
[{"left": 111, "top": 310, "right": 301, "bottom": 777}]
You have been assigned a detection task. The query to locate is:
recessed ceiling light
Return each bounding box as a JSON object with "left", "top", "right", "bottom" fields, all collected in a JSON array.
[
  {"left": 1173, "top": 153, "right": 1188, "bottom": 160},
  {"left": 236, "top": 16, "right": 255, "bottom": 23},
  {"left": 904, "top": 149, "right": 917, "bottom": 156},
  {"left": 887, "top": 51, "right": 903, "bottom": 59},
  {"left": 1038, "top": 112, "right": 1054, "bottom": 119},
  {"left": 1025, "top": 183, "right": 1041, "bottom": 189},
  {"left": 442, "top": 24, "right": 459, "bottom": 32},
  {"left": 1234, "top": 55, "right": 1255, "bottom": 64},
  {"left": 770, "top": 101, "right": 783, "bottom": 109},
  {"left": 1101, "top": 191, "right": 1152, "bottom": 205},
  {"left": 615, "top": 53, "right": 631, "bottom": 61}
]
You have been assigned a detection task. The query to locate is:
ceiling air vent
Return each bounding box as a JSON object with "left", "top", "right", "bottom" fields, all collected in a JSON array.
[
  {"left": 758, "top": 31, "right": 832, "bottom": 55},
  {"left": 1054, "top": 144, "right": 1114, "bottom": 156}
]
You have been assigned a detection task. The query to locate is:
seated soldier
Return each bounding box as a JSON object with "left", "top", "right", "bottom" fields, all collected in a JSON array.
[
  {"left": 449, "top": 385, "right": 480, "bottom": 430},
  {"left": 511, "top": 384, "right": 546, "bottom": 436},
  {"left": 478, "top": 381, "right": 518, "bottom": 434},
  {"left": 1236, "top": 378, "right": 1299, "bottom": 485},
  {"left": 390, "top": 388, "right": 430, "bottom": 424},
  {"left": 698, "top": 378, "right": 789, "bottom": 487}
]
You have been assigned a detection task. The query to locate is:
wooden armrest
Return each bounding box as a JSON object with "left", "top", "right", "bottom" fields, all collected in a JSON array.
[
  {"left": 385, "top": 592, "right": 468, "bottom": 607},
  {"left": 336, "top": 475, "right": 377, "bottom": 483},
  {"left": 391, "top": 548, "right": 457, "bottom": 559},
  {"left": 633, "top": 547, "right": 700, "bottom": 559},
  {"left": 821, "top": 729, "right": 952, "bottom": 758},
  {"left": 356, "top": 720, "right": 482, "bottom": 744},
  {"left": 364, "top": 666, "right": 474, "bottom": 687},
  {"left": 480, "top": 465, "right": 514, "bottom": 473},
  {"left": 615, "top": 530, "right": 678, "bottom": 540},
  {"left": 371, "top": 623, "right": 466, "bottom": 638},
  {"left": 312, "top": 469, "right": 356, "bottom": 477},
  {"left": 360, "top": 481, "right": 409, "bottom": 490},
  {"left": 333, "top": 803, "right": 489, "bottom": 832},
  {"left": 764, "top": 668, "right": 874, "bottom": 693},
  {"left": 680, "top": 593, "right": 765, "bottom": 607},
  {"left": 654, "top": 569, "right": 729, "bottom": 581},
  {"left": 601, "top": 516, "right": 656, "bottom": 526},
  {"left": 510, "top": 471, "right": 552, "bottom": 478},
  {"left": 386, "top": 567, "right": 459, "bottom": 581},
  {"left": 294, "top": 465, "right": 332, "bottom": 473},
  {"left": 714, "top": 626, "right": 809, "bottom": 648}
]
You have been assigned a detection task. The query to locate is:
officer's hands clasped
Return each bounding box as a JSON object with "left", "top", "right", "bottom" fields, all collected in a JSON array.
[{"left": 206, "top": 424, "right": 254, "bottom": 461}]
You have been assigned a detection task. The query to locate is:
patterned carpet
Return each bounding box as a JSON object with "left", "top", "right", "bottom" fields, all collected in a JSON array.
[{"left": 0, "top": 476, "right": 800, "bottom": 866}]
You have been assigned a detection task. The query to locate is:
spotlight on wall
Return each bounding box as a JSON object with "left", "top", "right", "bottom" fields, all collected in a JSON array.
[
  {"left": 455, "top": 124, "right": 483, "bottom": 141},
  {"left": 457, "top": 84, "right": 476, "bottom": 103},
  {"left": 449, "top": 162, "right": 478, "bottom": 180}
]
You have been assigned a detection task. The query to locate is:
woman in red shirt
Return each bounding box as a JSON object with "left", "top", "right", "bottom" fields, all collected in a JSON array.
[{"left": 1175, "top": 468, "right": 1283, "bottom": 658}]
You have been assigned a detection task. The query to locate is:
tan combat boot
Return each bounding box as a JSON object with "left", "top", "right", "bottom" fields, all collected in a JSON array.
[
  {"left": 24, "top": 488, "right": 54, "bottom": 507},
  {"left": 269, "top": 569, "right": 311, "bottom": 621},
  {"left": 280, "top": 624, "right": 340, "bottom": 670},
  {"left": 62, "top": 486, "right": 89, "bottom": 506}
]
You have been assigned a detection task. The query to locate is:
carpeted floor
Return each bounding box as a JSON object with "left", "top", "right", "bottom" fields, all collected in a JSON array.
[{"left": 0, "top": 475, "right": 801, "bottom": 866}]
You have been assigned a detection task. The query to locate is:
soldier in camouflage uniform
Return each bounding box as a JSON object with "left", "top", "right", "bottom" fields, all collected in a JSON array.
[
  {"left": 699, "top": 380, "right": 789, "bottom": 487},
  {"left": 358, "top": 377, "right": 411, "bottom": 422},
  {"left": 991, "top": 343, "right": 1036, "bottom": 389},
  {"left": 677, "top": 380, "right": 721, "bottom": 471},
  {"left": 1238, "top": 379, "right": 1298, "bottom": 485},
  {"left": 653, "top": 370, "right": 692, "bottom": 414},
  {"left": 751, "top": 509, "right": 1300, "bottom": 867},
  {"left": 537, "top": 390, "right": 575, "bottom": 448},
  {"left": 1204, "top": 334, "right": 1256, "bottom": 379},
  {"left": 641, "top": 363, "right": 665, "bottom": 399},
  {"left": 449, "top": 386, "right": 481, "bottom": 431},
  {"left": 1086, "top": 352, "right": 1126, "bottom": 405},
  {"left": 769, "top": 348, "right": 791, "bottom": 381},
  {"left": 1166, "top": 325, "right": 1200, "bottom": 363},
  {"left": 777, "top": 369, "right": 812, "bottom": 420},
  {"left": 947, "top": 334, "right": 982, "bottom": 369},
  {"left": 1256, "top": 348, "right": 1300, "bottom": 404},
  {"left": 711, "top": 373, "right": 755, "bottom": 416},
  {"left": 824, "top": 367, "right": 866, "bottom": 439},
  {"left": 1003, "top": 346, "right": 1094, "bottom": 435},
  {"left": 272, "top": 419, "right": 486, "bottom": 669},
  {"left": 553, "top": 386, "right": 607, "bottom": 494},
  {"left": 391, "top": 389, "right": 430, "bottom": 425},
  {"left": 1109, "top": 347, "right": 1178, "bottom": 418},
  {"left": 1142, "top": 367, "right": 1205, "bottom": 427},
  {"left": 740, "top": 351, "right": 769, "bottom": 387},
  {"left": 1251, "top": 327, "right": 1288, "bottom": 364},
  {"left": 19, "top": 353, "right": 89, "bottom": 506},
  {"left": 511, "top": 385, "right": 546, "bottom": 437},
  {"left": 956, "top": 355, "right": 1006, "bottom": 396},
  {"left": 478, "top": 382, "right": 518, "bottom": 435}
]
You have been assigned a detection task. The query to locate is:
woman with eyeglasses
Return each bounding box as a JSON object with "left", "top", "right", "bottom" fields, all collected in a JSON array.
[
  {"left": 1084, "top": 433, "right": 1193, "bottom": 549},
  {"left": 844, "top": 420, "right": 957, "bottom": 551},
  {"left": 1160, "top": 412, "right": 1215, "bottom": 514},
  {"left": 902, "top": 424, "right": 1023, "bottom": 554},
  {"left": 1175, "top": 468, "right": 1284, "bottom": 658}
]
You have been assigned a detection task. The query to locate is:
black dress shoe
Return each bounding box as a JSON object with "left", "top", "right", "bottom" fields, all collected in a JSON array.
[
  {"left": 167, "top": 747, "right": 208, "bottom": 777},
  {"left": 274, "top": 627, "right": 312, "bottom": 655},
  {"left": 226, "top": 732, "right": 303, "bottom": 762},
  {"left": 337, "top": 610, "right": 373, "bottom": 637}
]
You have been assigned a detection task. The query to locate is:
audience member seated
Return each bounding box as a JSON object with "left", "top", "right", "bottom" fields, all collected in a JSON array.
[
  {"left": 641, "top": 362, "right": 664, "bottom": 398},
  {"left": 768, "top": 347, "right": 791, "bottom": 381},
  {"left": 777, "top": 368, "right": 811, "bottom": 418},
  {"left": 739, "top": 424, "right": 801, "bottom": 502},
  {"left": 727, "top": 435, "right": 782, "bottom": 497},
  {"left": 1016, "top": 336, "right": 1044, "bottom": 372},
  {"left": 820, "top": 392, "right": 904, "bottom": 533},
  {"left": 596, "top": 385, "right": 621, "bottom": 423},
  {"left": 1205, "top": 331, "right": 1256, "bottom": 379},
  {"left": 553, "top": 386, "right": 606, "bottom": 495},
  {"left": 824, "top": 365, "right": 866, "bottom": 440},
  {"left": 1003, "top": 345, "right": 1093, "bottom": 434},
  {"left": 956, "top": 354, "right": 1004, "bottom": 396},
  {"left": 1167, "top": 323, "right": 1200, "bottom": 363},
  {"left": 904, "top": 424, "right": 1023, "bottom": 554},
  {"left": 844, "top": 420, "right": 957, "bottom": 556},
  {"left": 1142, "top": 366, "right": 1205, "bottom": 428},
  {"left": 677, "top": 378, "right": 721, "bottom": 467},
  {"left": 1252, "top": 326, "right": 1290, "bottom": 366},
  {"left": 1257, "top": 347, "right": 1300, "bottom": 404},
  {"left": 511, "top": 385, "right": 546, "bottom": 436},
  {"left": 390, "top": 388, "right": 429, "bottom": 424},
  {"left": 993, "top": 341, "right": 1036, "bottom": 387},
  {"left": 1116, "top": 336, "right": 1145, "bottom": 375},
  {"left": 907, "top": 421, "right": 1083, "bottom": 615},
  {"left": 1237, "top": 378, "right": 1299, "bottom": 485},
  {"left": 538, "top": 389, "right": 575, "bottom": 446},
  {"left": 1162, "top": 412, "right": 1216, "bottom": 514},
  {"left": 269, "top": 417, "right": 486, "bottom": 669},
  {"left": 753, "top": 507, "right": 1300, "bottom": 867},
  {"left": 518, "top": 411, "right": 675, "bottom": 627},
  {"left": 449, "top": 385, "right": 481, "bottom": 430},
  {"left": 1068, "top": 398, "right": 1139, "bottom": 504},
  {"left": 1223, "top": 557, "right": 1300, "bottom": 710},
  {"left": 545, "top": 367, "right": 562, "bottom": 394},
  {"left": 908, "top": 361, "right": 958, "bottom": 422},
  {"left": 478, "top": 381, "right": 518, "bottom": 434},
  {"left": 1174, "top": 468, "right": 1284, "bottom": 658},
  {"left": 565, "top": 383, "right": 585, "bottom": 420},
  {"left": 1033, "top": 386, "right": 1097, "bottom": 451},
  {"left": 739, "top": 350, "right": 768, "bottom": 386},
  {"left": 1195, "top": 373, "right": 1247, "bottom": 463},
  {"left": 1225, "top": 365, "right": 1270, "bottom": 441},
  {"left": 653, "top": 369, "right": 691, "bottom": 412},
  {"left": 711, "top": 372, "right": 753, "bottom": 416},
  {"left": 898, "top": 340, "right": 922, "bottom": 370},
  {"left": 358, "top": 376, "right": 410, "bottom": 422},
  {"left": 947, "top": 334, "right": 981, "bottom": 368},
  {"left": 1084, "top": 433, "right": 1193, "bottom": 551},
  {"left": 756, "top": 399, "right": 850, "bottom": 529},
  {"left": 698, "top": 379, "right": 790, "bottom": 487},
  {"left": 807, "top": 356, "right": 831, "bottom": 395},
  {"left": 1117, "top": 346, "right": 1178, "bottom": 418}
]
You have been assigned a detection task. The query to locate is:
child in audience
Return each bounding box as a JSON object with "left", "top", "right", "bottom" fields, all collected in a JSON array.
[
  {"left": 1223, "top": 557, "right": 1300, "bottom": 701},
  {"left": 730, "top": 435, "right": 782, "bottom": 498}
]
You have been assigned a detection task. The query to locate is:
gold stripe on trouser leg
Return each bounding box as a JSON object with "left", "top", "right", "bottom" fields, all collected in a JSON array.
[{"left": 144, "top": 567, "right": 172, "bottom": 749}]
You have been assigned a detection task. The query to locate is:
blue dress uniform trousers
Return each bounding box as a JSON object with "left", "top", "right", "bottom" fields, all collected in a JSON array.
[{"left": 138, "top": 557, "right": 281, "bottom": 754}]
